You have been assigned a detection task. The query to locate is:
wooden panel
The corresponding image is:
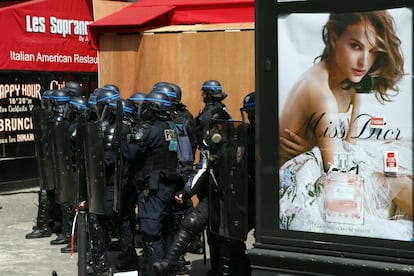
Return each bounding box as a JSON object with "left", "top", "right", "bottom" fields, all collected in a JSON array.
[
  {"left": 179, "top": 30, "right": 255, "bottom": 120},
  {"left": 97, "top": 29, "right": 255, "bottom": 121},
  {"left": 134, "top": 33, "right": 181, "bottom": 94},
  {"left": 92, "top": 0, "right": 132, "bottom": 21},
  {"left": 98, "top": 34, "right": 142, "bottom": 96}
]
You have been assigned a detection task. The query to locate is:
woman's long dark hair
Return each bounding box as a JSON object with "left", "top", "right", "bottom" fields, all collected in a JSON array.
[{"left": 316, "top": 11, "right": 405, "bottom": 104}]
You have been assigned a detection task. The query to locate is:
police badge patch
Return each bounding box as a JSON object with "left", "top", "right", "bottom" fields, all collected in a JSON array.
[{"left": 164, "top": 128, "right": 176, "bottom": 141}]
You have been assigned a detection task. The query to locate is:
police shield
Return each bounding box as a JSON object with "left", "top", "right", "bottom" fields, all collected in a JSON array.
[
  {"left": 208, "top": 119, "right": 249, "bottom": 241},
  {"left": 32, "top": 107, "right": 53, "bottom": 190},
  {"left": 51, "top": 120, "right": 75, "bottom": 205},
  {"left": 74, "top": 119, "right": 87, "bottom": 204},
  {"left": 82, "top": 121, "right": 108, "bottom": 215},
  {"left": 113, "top": 99, "right": 124, "bottom": 213}
]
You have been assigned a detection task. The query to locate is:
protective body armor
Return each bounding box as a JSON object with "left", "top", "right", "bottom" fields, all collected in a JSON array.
[
  {"left": 132, "top": 120, "right": 179, "bottom": 190},
  {"left": 103, "top": 123, "right": 116, "bottom": 151}
]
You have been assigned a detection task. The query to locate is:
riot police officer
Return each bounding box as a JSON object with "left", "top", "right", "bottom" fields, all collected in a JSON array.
[
  {"left": 113, "top": 92, "right": 147, "bottom": 271},
  {"left": 26, "top": 90, "right": 61, "bottom": 239},
  {"left": 151, "top": 82, "right": 197, "bottom": 272},
  {"left": 124, "top": 90, "right": 180, "bottom": 276},
  {"left": 210, "top": 91, "right": 256, "bottom": 276},
  {"left": 87, "top": 88, "right": 121, "bottom": 275},
  {"left": 58, "top": 95, "right": 91, "bottom": 254},
  {"left": 47, "top": 89, "right": 74, "bottom": 245},
  {"left": 242, "top": 92, "right": 256, "bottom": 234},
  {"left": 109, "top": 98, "right": 142, "bottom": 272},
  {"left": 153, "top": 80, "right": 231, "bottom": 275},
  {"left": 49, "top": 90, "right": 87, "bottom": 247}
]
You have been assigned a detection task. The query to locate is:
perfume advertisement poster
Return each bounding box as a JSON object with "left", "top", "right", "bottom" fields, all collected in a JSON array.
[{"left": 278, "top": 8, "right": 413, "bottom": 241}]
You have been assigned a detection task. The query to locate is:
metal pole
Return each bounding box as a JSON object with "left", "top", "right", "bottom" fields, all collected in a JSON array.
[{"left": 77, "top": 201, "right": 88, "bottom": 276}]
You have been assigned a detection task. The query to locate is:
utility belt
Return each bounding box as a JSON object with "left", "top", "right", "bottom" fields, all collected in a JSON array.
[{"left": 142, "top": 170, "right": 183, "bottom": 192}]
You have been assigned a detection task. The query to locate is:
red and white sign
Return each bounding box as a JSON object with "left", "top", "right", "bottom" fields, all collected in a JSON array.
[
  {"left": 370, "top": 117, "right": 385, "bottom": 128},
  {"left": 1, "top": 0, "right": 97, "bottom": 72}
]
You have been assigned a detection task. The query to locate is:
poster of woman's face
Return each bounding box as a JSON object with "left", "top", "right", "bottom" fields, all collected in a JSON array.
[{"left": 277, "top": 8, "right": 413, "bottom": 241}]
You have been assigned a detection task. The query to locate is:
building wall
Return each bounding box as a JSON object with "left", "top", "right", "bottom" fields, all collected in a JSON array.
[{"left": 97, "top": 24, "right": 255, "bottom": 121}]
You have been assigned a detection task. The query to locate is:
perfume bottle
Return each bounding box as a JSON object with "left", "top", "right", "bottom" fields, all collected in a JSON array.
[{"left": 323, "top": 152, "right": 364, "bottom": 225}]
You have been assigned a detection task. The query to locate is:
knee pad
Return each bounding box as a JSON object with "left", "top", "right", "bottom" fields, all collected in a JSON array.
[{"left": 181, "top": 211, "right": 204, "bottom": 233}]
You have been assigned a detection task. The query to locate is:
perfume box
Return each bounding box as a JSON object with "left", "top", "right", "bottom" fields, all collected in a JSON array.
[
  {"left": 383, "top": 151, "right": 398, "bottom": 176},
  {"left": 324, "top": 172, "right": 364, "bottom": 225}
]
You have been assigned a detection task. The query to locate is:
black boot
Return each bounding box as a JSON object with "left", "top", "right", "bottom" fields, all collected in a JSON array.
[
  {"left": 217, "top": 239, "right": 231, "bottom": 276},
  {"left": 50, "top": 203, "right": 73, "bottom": 245},
  {"left": 115, "top": 247, "right": 140, "bottom": 272},
  {"left": 205, "top": 231, "right": 221, "bottom": 276},
  {"left": 186, "top": 231, "right": 204, "bottom": 254},
  {"left": 26, "top": 189, "right": 52, "bottom": 239},
  {"left": 89, "top": 214, "right": 111, "bottom": 276},
  {"left": 153, "top": 226, "right": 194, "bottom": 275},
  {"left": 60, "top": 243, "right": 78, "bottom": 253}
]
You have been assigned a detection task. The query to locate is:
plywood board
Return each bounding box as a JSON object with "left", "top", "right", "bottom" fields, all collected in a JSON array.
[
  {"left": 92, "top": 0, "right": 132, "bottom": 21},
  {"left": 98, "top": 29, "right": 255, "bottom": 121}
]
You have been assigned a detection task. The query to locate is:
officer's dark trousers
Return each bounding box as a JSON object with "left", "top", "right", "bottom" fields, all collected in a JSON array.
[{"left": 138, "top": 182, "right": 176, "bottom": 276}]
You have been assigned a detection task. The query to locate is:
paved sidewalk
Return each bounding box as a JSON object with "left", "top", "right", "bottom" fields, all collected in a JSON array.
[{"left": 0, "top": 187, "right": 212, "bottom": 276}]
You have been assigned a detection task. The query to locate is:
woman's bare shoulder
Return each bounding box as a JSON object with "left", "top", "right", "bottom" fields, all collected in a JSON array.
[{"left": 294, "top": 65, "right": 332, "bottom": 100}]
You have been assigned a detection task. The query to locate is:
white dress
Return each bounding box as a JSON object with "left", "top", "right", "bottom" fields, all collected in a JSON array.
[{"left": 279, "top": 111, "right": 413, "bottom": 241}]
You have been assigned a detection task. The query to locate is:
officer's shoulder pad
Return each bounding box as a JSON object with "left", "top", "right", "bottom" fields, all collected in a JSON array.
[{"left": 139, "top": 121, "right": 153, "bottom": 128}]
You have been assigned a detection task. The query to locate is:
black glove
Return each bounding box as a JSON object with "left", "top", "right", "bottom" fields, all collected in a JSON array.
[{"left": 175, "top": 189, "right": 190, "bottom": 203}]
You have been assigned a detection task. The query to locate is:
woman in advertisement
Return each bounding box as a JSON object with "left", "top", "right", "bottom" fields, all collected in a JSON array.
[{"left": 278, "top": 9, "right": 413, "bottom": 240}]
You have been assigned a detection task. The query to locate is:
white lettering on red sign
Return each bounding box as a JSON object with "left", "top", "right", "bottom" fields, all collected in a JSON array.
[{"left": 25, "top": 14, "right": 92, "bottom": 38}]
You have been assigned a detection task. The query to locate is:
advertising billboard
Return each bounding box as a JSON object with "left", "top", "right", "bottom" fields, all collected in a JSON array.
[
  {"left": 277, "top": 7, "right": 413, "bottom": 242},
  {"left": 251, "top": 0, "right": 414, "bottom": 274}
]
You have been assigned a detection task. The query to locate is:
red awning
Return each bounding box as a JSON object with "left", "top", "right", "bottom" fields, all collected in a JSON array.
[
  {"left": 1, "top": 0, "right": 97, "bottom": 72},
  {"left": 88, "top": 0, "right": 254, "bottom": 48},
  {"left": 88, "top": 5, "right": 174, "bottom": 39}
]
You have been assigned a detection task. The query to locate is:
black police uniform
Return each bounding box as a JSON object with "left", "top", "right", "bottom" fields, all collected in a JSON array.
[
  {"left": 153, "top": 93, "right": 231, "bottom": 276},
  {"left": 126, "top": 119, "right": 179, "bottom": 276}
]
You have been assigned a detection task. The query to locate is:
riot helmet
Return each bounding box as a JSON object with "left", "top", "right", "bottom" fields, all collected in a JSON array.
[
  {"left": 87, "top": 88, "right": 102, "bottom": 121},
  {"left": 68, "top": 96, "right": 90, "bottom": 119},
  {"left": 168, "top": 83, "right": 182, "bottom": 102},
  {"left": 101, "top": 83, "right": 120, "bottom": 94},
  {"left": 63, "top": 81, "right": 82, "bottom": 97},
  {"left": 96, "top": 88, "right": 120, "bottom": 122},
  {"left": 142, "top": 90, "right": 172, "bottom": 121},
  {"left": 240, "top": 91, "right": 255, "bottom": 126},
  {"left": 109, "top": 98, "right": 135, "bottom": 128},
  {"left": 109, "top": 98, "right": 134, "bottom": 117},
  {"left": 128, "top": 92, "right": 146, "bottom": 121},
  {"left": 88, "top": 88, "right": 101, "bottom": 107},
  {"left": 152, "top": 81, "right": 170, "bottom": 90},
  {"left": 41, "top": 89, "right": 55, "bottom": 110},
  {"left": 201, "top": 80, "right": 227, "bottom": 102},
  {"left": 50, "top": 89, "right": 71, "bottom": 117},
  {"left": 152, "top": 83, "right": 178, "bottom": 105}
]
